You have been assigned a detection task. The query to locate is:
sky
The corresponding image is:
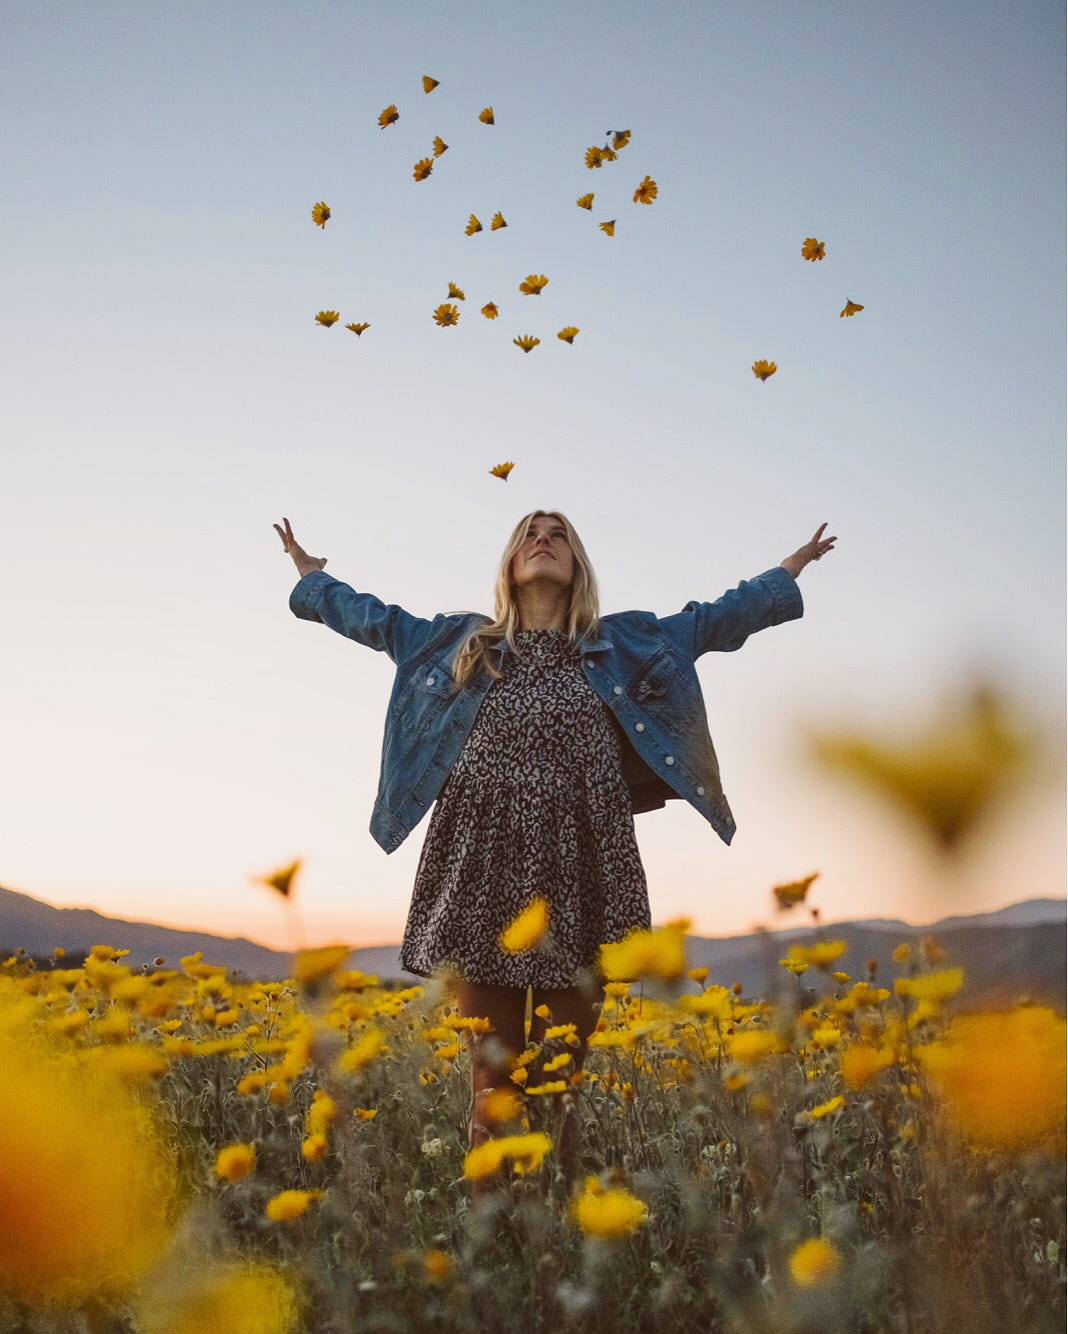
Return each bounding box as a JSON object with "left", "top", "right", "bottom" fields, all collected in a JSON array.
[{"left": 2, "top": 1, "right": 1064, "bottom": 955}]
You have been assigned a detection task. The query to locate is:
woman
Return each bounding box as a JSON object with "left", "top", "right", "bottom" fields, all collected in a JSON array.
[{"left": 274, "top": 511, "right": 835, "bottom": 1191}]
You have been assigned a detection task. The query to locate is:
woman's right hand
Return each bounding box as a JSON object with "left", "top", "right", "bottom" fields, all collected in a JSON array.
[{"left": 273, "top": 517, "right": 327, "bottom": 578}]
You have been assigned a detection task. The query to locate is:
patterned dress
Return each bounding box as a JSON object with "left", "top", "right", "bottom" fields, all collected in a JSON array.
[{"left": 400, "top": 629, "right": 651, "bottom": 988}]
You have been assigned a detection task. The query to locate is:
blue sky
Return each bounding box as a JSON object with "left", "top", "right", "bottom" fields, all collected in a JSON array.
[{"left": 3, "top": 1, "right": 1063, "bottom": 950}]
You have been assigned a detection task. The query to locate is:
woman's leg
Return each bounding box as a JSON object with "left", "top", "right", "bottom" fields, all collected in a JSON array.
[{"left": 529, "top": 979, "right": 602, "bottom": 1186}]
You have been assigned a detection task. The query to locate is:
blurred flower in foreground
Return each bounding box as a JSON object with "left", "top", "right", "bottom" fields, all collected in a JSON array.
[
  {"left": 918, "top": 1006, "right": 1066, "bottom": 1153},
  {"left": 781, "top": 940, "right": 847, "bottom": 973},
  {"left": 499, "top": 896, "right": 549, "bottom": 953},
  {"left": 790, "top": 1237, "right": 842, "bottom": 1286},
  {"left": 463, "top": 1132, "right": 552, "bottom": 1180},
  {"left": 570, "top": 1177, "right": 648, "bottom": 1238},
  {"left": 840, "top": 298, "right": 864, "bottom": 317},
  {"left": 598, "top": 922, "right": 687, "bottom": 984},
  {"left": 265, "top": 1189, "right": 323, "bottom": 1222},
  {"left": 138, "top": 1263, "right": 298, "bottom": 1334},
  {"left": 292, "top": 944, "right": 350, "bottom": 984},
  {"left": 310, "top": 201, "right": 330, "bottom": 228},
  {"left": 215, "top": 1142, "right": 257, "bottom": 1183},
  {"left": 801, "top": 237, "right": 825, "bottom": 261},
  {"left": 752, "top": 359, "right": 777, "bottom": 381},
  {"left": 810, "top": 687, "right": 1034, "bottom": 851},
  {"left": 773, "top": 872, "right": 819, "bottom": 910},
  {"left": 252, "top": 859, "right": 302, "bottom": 897},
  {"left": 0, "top": 1005, "right": 176, "bottom": 1305}
]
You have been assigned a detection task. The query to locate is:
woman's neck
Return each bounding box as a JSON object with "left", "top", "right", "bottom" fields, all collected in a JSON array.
[{"left": 516, "top": 585, "right": 569, "bottom": 632}]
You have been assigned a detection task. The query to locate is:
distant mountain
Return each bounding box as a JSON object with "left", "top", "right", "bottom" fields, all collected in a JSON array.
[{"left": 0, "top": 884, "right": 1063, "bottom": 1008}]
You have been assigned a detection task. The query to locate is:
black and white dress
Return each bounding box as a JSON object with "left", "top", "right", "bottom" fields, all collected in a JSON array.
[{"left": 400, "top": 629, "right": 651, "bottom": 988}]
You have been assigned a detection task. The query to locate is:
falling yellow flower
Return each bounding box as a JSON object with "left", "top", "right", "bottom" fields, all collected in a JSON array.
[
  {"left": 378, "top": 104, "right": 399, "bottom": 129},
  {"left": 433, "top": 303, "right": 460, "bottom": 327},
  {"left": 599, "top": 220, "right": 616, "bottom": 236},
  {"left": 310, "top": 201, "right": 330, "bottom": 228},
  {"left": 413, "top": 157, "right": 433, "bottom": 182},
  {"left": 773, "top": 872, "right": 819, "bottom": 910},
  {"left": 632, "top": 175, "right": 657, "bottom": 204},
  {"left": 215, "top": 1142, "right": 257, "bottom": 1183},
  {"left": 790, "top": 1238, "right": 842, "bottom": 1286},
  {"left": 918, "top": 1006, "right": 1066, "bottom": 1153},
  {"left": 254, "top": 860, "right": 302, "bottom": 896},
  {"left": 422, "top": 75, "right": 439, "bottom": 93},
  {"left": 500, "top": 896, "right": 550, "bottom": 952},
  {"left": 432, "top": 135, "right": 448, "bottom": 156},
  {"left": 801, "top": 236, "right": 826, "bottom": 261},
  {"left": 576, "top": 192, "right": 594, "bottom": 209},
  {"left": 752, "top": 359, "right": 777, "bottom": 380},
  {"left": 489, "top": 461, "right": 515, "bottom": 480},
  {"left": 557, "top": 326, "right": 579, "bottom": 343},
  {"left": 518, "top": 273, "right": 548, "bottom": 295},
  {"left": 570, "top": 1180, "right": 648, "bottom": 1238},
  {"left": 264, "top": 1189, "right": 323, "bottom": 1222},
  {"left": 609, "top": 129, "right": 631, "bottom": 149},
  {"left": 463, "top": 1132, "right": 552, "bottom": 1180},
  {"left": 811, "top": 688, "right": 1033, "bottom": 851},
  {"left": 465, "top": 214, "right": 483, "bottom": 235},
  {"left": 447, "top": 281, "right": 466, "bottom": 300},
  {"left": 478, "top": 106, "right": 494, "bottom": 124},
  {"left": 481, "top": 302, "right": 499, "bottom": 319},
  {"left": 292, "top": 944, "right": 350, "bottom": 984},
  {"left": 491, "top": 211, "right": 507, "bottom": 230},
  {"left": 840, "top": 298, "right": 864, "bottom": 317},
  {"left": 513, "top": 334, "right": 540, "bottom": 353},
  {"left": 314, "top": 311, "right": 340, "bottom": 328},
  {"left": 585, "top": 145, "right": 607, "bottom": 169},
  {"left": 345, "top": 322, "right": 370, "bottom": 335}
]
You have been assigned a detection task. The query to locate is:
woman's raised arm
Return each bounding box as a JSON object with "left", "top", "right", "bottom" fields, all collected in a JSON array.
[{"left": 274, "top": 516, "right": 328, "bottom": 577}]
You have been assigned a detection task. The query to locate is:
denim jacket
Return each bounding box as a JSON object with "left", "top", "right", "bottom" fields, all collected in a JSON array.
[{"left": 289, "top": 566, "right": 803, "bottom": 853}]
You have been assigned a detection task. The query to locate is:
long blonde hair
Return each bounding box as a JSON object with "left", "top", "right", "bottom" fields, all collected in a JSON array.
[{"left": 452, "top": 510, "right": 600, "bottom": 687}]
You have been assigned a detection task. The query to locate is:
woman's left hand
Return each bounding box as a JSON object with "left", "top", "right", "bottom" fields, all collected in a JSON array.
[{"left": 780, "top": 523, "right": 837, "bottom": 578}]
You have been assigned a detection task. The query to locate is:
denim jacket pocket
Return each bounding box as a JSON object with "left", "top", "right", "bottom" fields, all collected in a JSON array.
[
  {"left": 400, "top": 660, "right": 457, "bottom": 734},
  {"left": 632, "top": 654, "right": 677, "bottom": 702}
]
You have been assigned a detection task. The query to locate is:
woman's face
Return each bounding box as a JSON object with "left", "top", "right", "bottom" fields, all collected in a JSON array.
[{"left": 511, "top": 514, "right": 575, "bottom": 591}]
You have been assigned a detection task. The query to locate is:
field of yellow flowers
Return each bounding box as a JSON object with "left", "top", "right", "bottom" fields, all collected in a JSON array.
[{"left": 0, "top": 922, "right": 1064, "bottom": 1334}]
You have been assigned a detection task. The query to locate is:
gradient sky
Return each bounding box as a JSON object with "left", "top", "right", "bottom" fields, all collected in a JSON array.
[{"left": 3, "top": 1, "right": 1064, "bottom": 953}]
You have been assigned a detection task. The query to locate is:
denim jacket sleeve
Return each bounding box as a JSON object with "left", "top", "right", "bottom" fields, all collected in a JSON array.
[
  {"left": 288, "top": 570, "right": 439, "bottom": 665},
  {"left": 656, "top": 565, "right": 803, "bottom": 659}
]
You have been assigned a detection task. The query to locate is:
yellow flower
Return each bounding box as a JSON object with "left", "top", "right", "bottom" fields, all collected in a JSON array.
[
  {"left": 433, "top": 303, "right": 460, "bottom": 327},
  {"left": 354, "top": 1107, "right": 378, "bottom": 1120},
  {"left": 729, "top": 1030, "right": 782, "bottom": 1064},
  {"left": 306, "top": 1089, "right": 337, "bottom": 1134},
  {"left": 499, "top": 896, "right": 550, "bottom": 952},
  {"left": 413, "top": 157, "right": 433, "bottom": 182},
  {"left": 576, "top": 192, "right": 594, "bottom": 209},
  {"left": 345, "top": 322, "right": 371, "bottom": 335},
  {"left": 632, "top": 175, "right": 657, "bottom": 204},
  {"left": 310, "top": 201, "right": 330, "bottom": 228},
  {"left": 482, "top": 1087, "right": 523, "bottom": 1124},
  {"left": 840, "top": 298, "right": 864, "bottom": 317},
  {"left": 585, "top": 145, "right": 606, "bottom": 169},
  {"left": 463, "top": 1132, "right": 552, "bottom": 1180},
  {"left": 292, "top": 944, "right": 350, "bottom": 984},
  {"left": 465, "top": 214, "right": 483, "bottom": 236},
  {"left": 610, "top": 129, "right": 631, "bottom": 149},
  {"left": 137, "top": 1263, "right": 298, "bottom": 1334},
  {"left": 557, "top": 326, "right": 579, "bottom": 343},
  {"left": 811, "top": 688, "right": 1032, "bottom": 851},
  {"left": 478, "top": 106, "right": 494, "bottom": 124},
  {"left": 751, "top": 359, "right": 777, "bottom": 380},
  {"left": 773, "top": 872, "right": 819, "bottom": 910},
  {"left": 892, "top": 943, "right": 912, "bottom": 965},
  {"left": 490, "top": 461, "right": 514, "bottom": 481},
  {"left": 315, "top": 311, "right": 339, "bottom": 327},
  {"left": 918, "top": 1007, "right": 1066, "bottom": 1153},
  {"left": 599, "top": 220, "right": 616, "bottom": 236},
  {"left": 215, "top": 1142, "right": 257, "bottom": 1183},
  {"left": 513, "top": 334, "right": 540, "bottom": 353},
  {"left": 598, "top": 923, "right": 687, "bottom": 983},
  {"left": 0, "top": 1019, "right": 176, "bottom": 1305},
  {"left": 801, "top": 236, "right": 825, "bottom": 261},
  {"left": 570, "top": 1182, "right": 647, "bottom": 1238},
  {"left": 422, "top": 76, "right": 439, "bottom": 93},
  {"left": 803, "top": 1095, "right": 845, "bottom": 1121},
  {"left": 377, "top": 104, "right": 399, "bottom": 128},
  {"left": 447, "top": 281, "right": 466, "bottom": 300},
  {"left": 490, "top": 211, "right": 507, "bottom": 230},
  {"left": 894, "top": 967, "right": 964, "bottom": 1004},
  {"left": 790, "top": 1238, "right": 842, "bottom": 1286},
  {"left": 525, "top": 1080, "right": 568, "bottom": 1095},
  {"left": 518, "top": 273, "right": 548, "bottom": 295},
  {"left": 301, "top": 1131, "right": 328, "bottom": 1162},
  {"left": 481, "top": 302, "right": 498, "bottom": 319},
  {"left": 423, "top": 1249, "right": 451, "bottom": 1282},
  {"left": 839, "top": 1043, "right": 895, "bottom": 1090},
  {"left": 265, "top": 1189, "right": 323, "bottom": 1222},
  {"left": 337, "top": 1026, "right": 387, "bottom": 1072},
  {"left": 432, "top": 135, "right": 448, "bottom": 156}
]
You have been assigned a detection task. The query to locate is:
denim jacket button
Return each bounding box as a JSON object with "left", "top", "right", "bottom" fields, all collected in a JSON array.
[
  {"left": 696, "top": 785, "right": 705, "bottom": 796},
  {"left": 426, "top": 675, "right": 435, "bottom": 686},
  {"left": 634, "top": 722, "right": 645, "bottom": 732},
  {"left": 664, "top": 755, "right": 675, "bottom": 765},
  {"left": 613, "top": 685, "right": 623, "bottom": 695}
]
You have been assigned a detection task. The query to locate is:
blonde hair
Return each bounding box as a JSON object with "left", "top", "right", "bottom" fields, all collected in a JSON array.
[{"left": 452, "top": 510, "right": 600, "bottom": 687}]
